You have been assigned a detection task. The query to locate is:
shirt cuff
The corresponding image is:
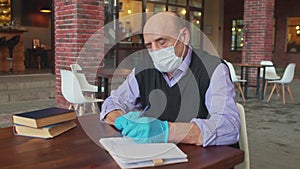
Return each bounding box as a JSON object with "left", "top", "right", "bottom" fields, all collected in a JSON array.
[
  {"left": 190, "top": 118, "right": 217, "bottom": 147},
  {"left": 100, "top": 97, "right": 126, "bottom": 122}
]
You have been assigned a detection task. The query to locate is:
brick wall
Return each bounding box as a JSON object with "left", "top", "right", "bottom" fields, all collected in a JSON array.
[
  {"left": 54, "top": 0, "right": 104, "bottom": 108},
  {"left": 242, "top": 0, "right": 275, "bottom": 84},
  {"left": 243, "top": 0, "right": 274, "bottom": 63},
  {"left": 223, "top": 0, "right": 244, "bottom": 63},
  {"left": 224, "top": 0, "right": 300, "bottom": 78}
]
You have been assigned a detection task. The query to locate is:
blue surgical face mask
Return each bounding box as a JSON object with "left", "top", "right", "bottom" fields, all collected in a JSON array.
[{"left": 149, "top": 30, "right": 186, "bottom": 73}]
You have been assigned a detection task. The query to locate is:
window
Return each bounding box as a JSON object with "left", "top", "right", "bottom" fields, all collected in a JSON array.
[
  {"left": 168, "top": 5, "right": 186, "bottom": 18},
  {"left": 287, "top": 17, "right": 300, "bottom": 53},
  {"left": 189, "top": 0, "right": 202, "bottom": 8},
  {"left": 146, "top": 3, "right": 166, "bottom": 13},
  {"left": 169, "top": 0, "right": 186, "bottom": 6},
  {"left": 189, "top": 11, "right": 202, "bottom": 29},
  {"left": 231, "top": 18, "right": 276, "bottom": 52},
  {"left": 231, "top": 19, "right": 244, "bottom": 51}
]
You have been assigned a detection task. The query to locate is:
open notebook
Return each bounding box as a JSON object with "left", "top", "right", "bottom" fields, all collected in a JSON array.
[{"left": 99, "top": 137, "right": 188, "bottom": 169}]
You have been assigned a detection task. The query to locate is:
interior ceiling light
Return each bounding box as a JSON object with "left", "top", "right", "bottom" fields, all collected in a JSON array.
[{"left": 40, "top": 7, "right": 51, "bottom": 13}]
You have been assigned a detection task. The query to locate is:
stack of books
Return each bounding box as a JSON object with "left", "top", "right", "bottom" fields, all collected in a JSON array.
[{"left": 12, "top": 107, "right": 77, "bottom": 139}]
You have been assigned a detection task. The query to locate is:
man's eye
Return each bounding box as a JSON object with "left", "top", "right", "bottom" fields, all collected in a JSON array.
[
  {"left": 145, "top": 44, "right": 152, "bottom": 49},
  {"left": 158, "top": 39, "right": 166, "bottom": 46}
]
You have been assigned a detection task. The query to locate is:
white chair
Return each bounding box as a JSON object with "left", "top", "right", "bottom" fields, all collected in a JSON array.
[
  {"left": 267, "top": 63, "right": 296, "bottom": 105},
  {"left": 259, "top": 61, "right": 281, "bottom": 97},
  {"left": 225, "top": 60, "right": 247, "bottom": 103},
  {"left": 236, "top": 103, "right": 250, "bottom": 169},
  {"left": 70, "top": 63, "right": 98, "bottom": 92},
  {"left": 60, "top": 69, "right": 104, "bottom": 116},
  {"left": 70, "top": 63, "right": 104, "bottom": 106}
]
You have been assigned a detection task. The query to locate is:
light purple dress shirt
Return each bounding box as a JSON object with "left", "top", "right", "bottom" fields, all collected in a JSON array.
[{"left": 100, "top": 47, "right": 241, "bottom": 147}]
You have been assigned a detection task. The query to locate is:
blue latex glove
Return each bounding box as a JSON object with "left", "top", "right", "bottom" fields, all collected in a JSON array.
[
  {"left": 114, "top": 112, "right": 169, "bottom": 143},
  {"left": 114, "top": 111, "right": 141, "bottom": 130}
]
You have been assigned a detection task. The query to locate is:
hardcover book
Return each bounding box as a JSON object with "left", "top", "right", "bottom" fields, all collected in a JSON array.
[
  {"left": 13, "top": 120, "right": 77, "bottom": 139},
  {"left": 12, "top": 107, "right": 77, "bottom": 128}
]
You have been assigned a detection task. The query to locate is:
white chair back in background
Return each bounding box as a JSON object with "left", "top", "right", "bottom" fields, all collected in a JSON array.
[
  {"left": 224, "top": 60, "right": 240, "bottom": 82},
  {"left": 224, "top": 60, "right": 247, "bottom": 103},
  {"left": 60, "top": 69, "right": 103, "bottom": 115},
  {"left": 61, "top": 69, "right": 86, "bottom": 104},
  {"left": 267, "top": 63, "right": 296, "bottom": 105},
  {"left": 70, "top": 63, "right": 83, "bottom": 72},
  {"left": 259, "top": 61, "right": 281, "bottom": 97},
  {"left": 260, "top": 61, "right": 281, "bottom": 80},
  {"left": 279, "top": 63, "right": 296, "bottom": 84},
  {"left": 236, "top": 103, "right": 250, "bottom": 169},
  {"left": 70, "top": 63, "right": 98, "bottom": 92}
]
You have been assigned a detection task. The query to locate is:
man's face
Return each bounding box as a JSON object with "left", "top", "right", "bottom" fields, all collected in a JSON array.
[
  {"left": 144, "top": 33, "right": 178, "bottom": 52},
  {"left": 143, "top": 12, "right": 189, "bottom": 59},
  {"left": 143, "top": 31, "right": 185, "bottom": 58}
]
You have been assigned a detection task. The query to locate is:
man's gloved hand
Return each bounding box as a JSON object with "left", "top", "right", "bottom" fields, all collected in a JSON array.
[
  {"left": 114, "top": 111, "right": 141, "bottom": 130},
  {"left": 114, "top": 112, "right": 169, "bottom": 143}
]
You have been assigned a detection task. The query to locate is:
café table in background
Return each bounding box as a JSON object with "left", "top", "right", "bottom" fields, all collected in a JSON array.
[
  {"left": 0, "top": 113, "right": 244, "bottom": 169},
  {"left": 232, "top": 63, "right": 268, "bottom": 100},
  {"left": 26, "top": 48, "right": 52, "bottom": 69}
]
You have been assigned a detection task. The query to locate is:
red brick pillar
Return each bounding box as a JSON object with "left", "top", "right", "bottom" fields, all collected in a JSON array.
[
  {"left": 54, "top": 0, "right": 105, "bottom": 108},
  {"left": 243, "top": 0, "right": 275, "bottom": 85}
]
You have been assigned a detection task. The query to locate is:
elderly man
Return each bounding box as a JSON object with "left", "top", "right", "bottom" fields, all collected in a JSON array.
[{"left": 100, "top": 12, "right": 240, "bottom": 147}]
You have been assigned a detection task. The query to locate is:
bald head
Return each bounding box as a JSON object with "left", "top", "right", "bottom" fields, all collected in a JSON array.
[
  {"left": 143, "top": 12, "right": 185, "bottom": 39},
  {"left": 143, "top": 11, "right": 190, "bottom": 59}
]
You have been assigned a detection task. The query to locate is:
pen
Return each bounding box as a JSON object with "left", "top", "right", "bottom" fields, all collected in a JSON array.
[{"left": 139, "top": 105, "right": 150, "bottom": 117}]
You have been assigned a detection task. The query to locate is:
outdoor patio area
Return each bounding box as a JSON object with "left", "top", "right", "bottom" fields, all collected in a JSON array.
[
  {"left": 0, "top": 76, "right": 299, "bottom": 169},
  {"left": 240, "top": 80, "right": 300, "bottom": 168}
]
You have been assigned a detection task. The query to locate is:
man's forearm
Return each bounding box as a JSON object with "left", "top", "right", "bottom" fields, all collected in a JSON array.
[
  {"left": 168, "top": 122, "right": 203, "bottom": 146},
  {"left": 104, "top": 110, "right": 124, "bottom": 125}
]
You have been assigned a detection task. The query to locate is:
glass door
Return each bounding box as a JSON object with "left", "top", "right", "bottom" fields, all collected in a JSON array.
[
  {"left": 104, "top": 0, "right": 119, "bottom": 68},
  {"left": 189, "top": 10, "right": 203, "bottom": 49},
  {"left": 104, "top": 0, "right": 204, "bottom": 68}
]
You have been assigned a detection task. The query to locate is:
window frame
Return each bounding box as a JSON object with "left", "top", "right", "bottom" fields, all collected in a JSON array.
[{"left": 286, "top": 17, "right": 300, "bottom": 53}]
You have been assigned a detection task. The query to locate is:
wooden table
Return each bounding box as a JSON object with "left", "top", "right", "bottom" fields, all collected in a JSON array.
[
  {"left": 97, "top": 68, "right": 131, "bottom": 99},
  {"left": 232, "top": 63, "right": 269, "bottom": 100},
  {"left": 26, "top": 48, "right": 52, "bottom": 70},
  {"left": 0, "top": 114, "right": 244, "bottom": 169}
]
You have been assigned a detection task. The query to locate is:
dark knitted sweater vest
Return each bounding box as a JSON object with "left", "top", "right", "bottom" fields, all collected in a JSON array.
[{"left": 135, "top": 50, "right": 222, "bottom": 122}]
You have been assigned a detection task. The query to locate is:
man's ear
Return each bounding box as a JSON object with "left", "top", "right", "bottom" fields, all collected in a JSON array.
[{"left": 181, "top": 27, "right": 190, "bottom": 45}]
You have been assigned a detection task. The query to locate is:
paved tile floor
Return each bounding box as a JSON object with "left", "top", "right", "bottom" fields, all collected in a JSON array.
[
  {"left": 239, "top": 79, "right": 300, "bottom": 169},
  {"left": 0, "top": 79, "right": 299, "bottom": 169}
]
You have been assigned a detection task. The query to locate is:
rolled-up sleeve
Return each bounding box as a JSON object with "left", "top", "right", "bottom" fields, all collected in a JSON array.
[
  {"left": 100, "top": 68, "right": 141, "bottom": 121},
  {"left": 191, "top": 63, "right": 241, "bottom": 147}
]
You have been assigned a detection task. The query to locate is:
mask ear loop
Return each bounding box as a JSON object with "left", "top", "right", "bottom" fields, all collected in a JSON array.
[
  {"left": 180, "top": 44, "right": 186, "bottom": 59},
  {"left": 173, "top": 29, "right": 184, "bottom": 48},
  {"left": 173, "top": 29, "right": 186, "bottom": 59}
]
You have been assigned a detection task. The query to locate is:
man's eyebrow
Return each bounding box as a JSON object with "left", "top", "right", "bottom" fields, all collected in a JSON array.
[
  {"left": 144, "top": 42, "right": 151, "bottom": 46},
  {"left": 145, "top": 37, "right": 167, "bottom": 45},
  {"left": 154, "top": 37, "right": 167, "bottom": 42}
]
